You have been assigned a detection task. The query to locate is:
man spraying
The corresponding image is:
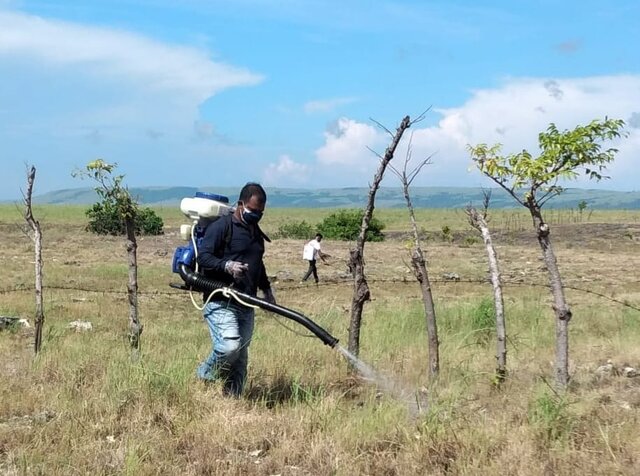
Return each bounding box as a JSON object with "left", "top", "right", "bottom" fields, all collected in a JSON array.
[
  {"left": 195, "top": 182, "right": 276, "bottom": 396},
  {"left": 301, "top": 233, "right": 329, "bottom": 284}
]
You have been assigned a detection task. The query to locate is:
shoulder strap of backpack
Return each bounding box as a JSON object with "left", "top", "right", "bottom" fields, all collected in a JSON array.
[
  {"left": 220, "top": 214, "right": 269, "bottom": 247},
  {"left": 257, "top": 225, "right": 271, "bottom": 243},
  {"left": 223, "top": 214, "right": 234, "bottom": 249}
]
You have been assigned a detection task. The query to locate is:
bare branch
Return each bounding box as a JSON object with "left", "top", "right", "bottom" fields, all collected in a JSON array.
[
  {"left": 369, "top": 117, "right": 394, "bottom": 137},
  {"left": 481, "top": 189, "right": 492, "bottom": 220},
  {"left": 387, "top": 162, "right": 403, "bottom": 181},
  {"left": 538, "top": 179, "right": 562, "bottom": 207},
  {"left": 366, "top": 145, "right": 384, "bottom": 161},
  {"left": 407, "top": 153, "right": 435, "bottom": 186},
  {"left": 23, "top": 166, "right": 36, "bottom": 226},
  {"left": 404, "top": 132, "right": 414, "bottom": 163},
  {"left": 409, "top": 106, "right": 432, "bottom": 125},
  {"left": 483, "top": 174, "right": 526, "bottom": 207}
]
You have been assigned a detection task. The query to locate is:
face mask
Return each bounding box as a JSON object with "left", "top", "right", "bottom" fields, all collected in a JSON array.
[{"left": 241, "top": 205, "right": 263, "bottom": 225}]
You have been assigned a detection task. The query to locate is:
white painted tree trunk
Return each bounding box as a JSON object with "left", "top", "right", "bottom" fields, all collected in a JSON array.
[{"left": 467, "top": 207, "right": 507, "bottom": 381}]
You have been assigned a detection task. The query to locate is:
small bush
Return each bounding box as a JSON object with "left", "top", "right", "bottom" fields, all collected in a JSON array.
[
  {"left": 317, "top": 209, "right": 385, "bottom": 242},
  {"left": 470, "top": 297, "right": 495, "bottom": 345},
  {"left": 441, "top": 225, "right": 453, "bottom": 243},
  {"left": 528, "top": 392, "right": 573, "bottom": 445},
  {"left": 85, "top": 201, "right": 122, "bottom": 235},
  {"left": 136, "top": 207, "right": 164, "bottom": 235},
  {"left": 86, "top": 200, "right": 164, "bottom": 236},
  {"left": 463, "top": 235, "right": 480, "bottom": 246},
  {"left": 274, "top": 220, "right": 314, "bottom": 239}
]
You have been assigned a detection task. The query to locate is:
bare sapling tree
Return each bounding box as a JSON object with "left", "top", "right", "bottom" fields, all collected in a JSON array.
[
  {"left": 22, "top": 166, "right": 45, "bottom": 354},
  {"left": 348, "top": 114, "right": 414, "bottom": 357},
  {"left": 465, "top": 190, "right": 507, "bottom": 383},
  {"left": 74, "top": 160, "right": 143, "bottom": 356},
  {"left": 468, "top": 118, "right": 626, "bottom": 390},
  {"left": 388, "top": 133, "right": 439, "bottom": 378}
]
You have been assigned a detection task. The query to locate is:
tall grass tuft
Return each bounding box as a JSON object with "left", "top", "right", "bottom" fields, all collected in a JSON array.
[
  {"left": 469, "top": 297, "right": 495, "bottom": 346},
  {"left": 528, "top": 390, "right": 574, "bottom": 446}
]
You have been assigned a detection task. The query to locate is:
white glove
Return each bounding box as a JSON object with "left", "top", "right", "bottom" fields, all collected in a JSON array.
[
  {"left": 263, "top": 288, "right": 276, "bottom": 305},
  {"left": 224, "top": 260, "right": 249, "bottom": 280}
]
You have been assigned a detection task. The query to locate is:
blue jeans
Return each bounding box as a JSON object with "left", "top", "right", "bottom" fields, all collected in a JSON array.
[{"left": 197, "top": 300, "right": 255, "bottom": 396}]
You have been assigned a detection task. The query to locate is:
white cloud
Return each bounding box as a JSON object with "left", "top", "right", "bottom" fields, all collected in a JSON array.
[
  {"left": 0, "top": 10, "right": 262, "bottom": 102},
  {"left": 315, "top": 117, "right": 386, "bottom": 168},
  {"left": 303, "top": 96, "right": 357, "bottom": 114},
  {"left": 312, "top": 75, "right": 640, "bottom": 190},
  {"left": 0, "top": 8, "right": 267, "bottom": 199},
  {"left": 263, "top": 155, "right": 311, "bottom": 186}
]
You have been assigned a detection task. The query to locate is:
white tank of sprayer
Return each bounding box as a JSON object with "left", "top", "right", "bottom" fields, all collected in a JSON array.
[
  {"left": 179, "top": 192, "right": 232, "bottom": 240},
  {"left": 181, "top": 196, "right": 231, "bottom": 221}
]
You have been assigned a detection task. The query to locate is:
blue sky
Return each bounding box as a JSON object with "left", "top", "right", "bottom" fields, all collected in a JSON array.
[{"left": 1, "top": 0, "right": 639, "bottom": 200}]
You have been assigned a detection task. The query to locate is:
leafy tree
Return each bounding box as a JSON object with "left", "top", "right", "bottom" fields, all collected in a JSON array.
[
  {"left": 317, "top": 209, "right": 385, "bottom": 242},
  {"left": 73, "top": 160, "right": 143, "bottom": 353},
  {"left": 85, "top": 197, "right": 163, "bottom": 236},
  {"left": 468, "top": 118, "right": 625, "bottom": 390}
]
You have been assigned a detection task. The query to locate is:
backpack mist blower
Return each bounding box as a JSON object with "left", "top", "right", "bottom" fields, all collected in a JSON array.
[{"left": 170, "top": 192, "right": 339, "bottom": 348}]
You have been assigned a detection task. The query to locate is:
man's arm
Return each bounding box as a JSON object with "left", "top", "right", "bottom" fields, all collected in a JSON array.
[{"left": 317, "top": 243, "right": 330, "bottom": 262}]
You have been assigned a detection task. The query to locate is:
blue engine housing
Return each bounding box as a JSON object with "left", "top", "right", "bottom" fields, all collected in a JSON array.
[
  {"left": 172, "top": 245, "right": 195, "bottom": 273},
  {"left": 171, "top": 221, "right": 209, "bottom": 273}
]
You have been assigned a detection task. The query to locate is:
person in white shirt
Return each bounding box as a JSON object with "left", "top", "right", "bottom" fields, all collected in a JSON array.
[{"left": 301, "top": 233, "right": 327, "bottom": 283}]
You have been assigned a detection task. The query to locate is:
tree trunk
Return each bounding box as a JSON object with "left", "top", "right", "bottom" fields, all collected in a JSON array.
[
  {"left": 402, "top": 182, "right": 439, "bottom": 378},
  {"left": 23, "top": 166, "right": 45, "bottom": 354},
  {"left": 411, "top": 249, "right": 439, "bottom": 377},
  {"left": 467, "top": 207, "right": 507, "bottom": 382},
  {"left": 33, "top": 224, "right": 44, "bottom": 354},
  {"left": 125, "top": 216, "right": 142, "bottom": 355},
  {"left": 530, "top": 207, "right": 571, "bottom": 390},
  {"left": 348, "top": 115, "right": 411, "bottom": 356},
  {"left": 348, "top": 248, "right": 370, "bottom": 356}
]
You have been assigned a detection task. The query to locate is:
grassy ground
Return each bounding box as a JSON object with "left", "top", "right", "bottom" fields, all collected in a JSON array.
[{"left": 1, "top": 206, "right": 640, "bottom": 475}]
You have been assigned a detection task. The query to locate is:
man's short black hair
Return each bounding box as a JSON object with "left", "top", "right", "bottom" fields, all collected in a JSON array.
[
  {"left": 239, "top": 182, "right": 267, "bottom": 205},
  {"left": 316, "top": 233, "right": 323, "bottom": 240}
]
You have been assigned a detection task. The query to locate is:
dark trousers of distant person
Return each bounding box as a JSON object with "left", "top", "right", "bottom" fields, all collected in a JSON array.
[{"left": 302, "top": 259, "right": 318, "bottom": 283}]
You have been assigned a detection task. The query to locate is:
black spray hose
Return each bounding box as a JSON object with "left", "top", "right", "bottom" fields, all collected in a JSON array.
[{"left": 178, "top": 264, "right": 339, "bottom": 348}]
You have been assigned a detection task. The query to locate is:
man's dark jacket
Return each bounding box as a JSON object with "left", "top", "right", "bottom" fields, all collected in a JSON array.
[{"left": 197, "top": 214, "right": 270, "bottom": 299}]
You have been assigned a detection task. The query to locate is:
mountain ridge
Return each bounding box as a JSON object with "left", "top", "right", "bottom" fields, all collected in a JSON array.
[{"left": 26, "top": 186, "right": 640, "bottom": 209}]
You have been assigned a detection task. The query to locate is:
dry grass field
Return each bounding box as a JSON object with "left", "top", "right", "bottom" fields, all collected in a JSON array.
[{"left": 1, "top": 205, "right": 639, "bottom": 475}]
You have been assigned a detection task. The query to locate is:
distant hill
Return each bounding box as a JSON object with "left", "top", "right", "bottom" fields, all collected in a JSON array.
[{"left": 30, "top": 186, "right": 640, "bottom": 209}]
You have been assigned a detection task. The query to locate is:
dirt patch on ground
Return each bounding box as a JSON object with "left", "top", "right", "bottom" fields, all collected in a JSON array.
[{"left": 387, "top": 223, "right": 640, "bottom": 250}]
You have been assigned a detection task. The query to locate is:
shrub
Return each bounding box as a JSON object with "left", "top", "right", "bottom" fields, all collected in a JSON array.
[
  {"left": 316, "top": 209, "right": 385, "bottom": 242},
  {"left": 85, "top": 199, "right": 164, "bottom": 236},
  {"left": 441, "top": 225, "right": 453, "bottom": 243},
  {"left": 136, "top": 207, "right": 164, "bottom": 235},
  {"left": 85, "top": 201, "right": 121, "bottom": 235},
  {"left": 274, "top": 220, "right": 314, "bottom": 239},
  {"left": 463, "top": 235, "right": 480, "bottom": 246},
  {"left": 528, "top": 392, "right": 573, "bottom": 444},
  {"left": 470, "top": 297, "right": 495, "bottom": 345}
]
